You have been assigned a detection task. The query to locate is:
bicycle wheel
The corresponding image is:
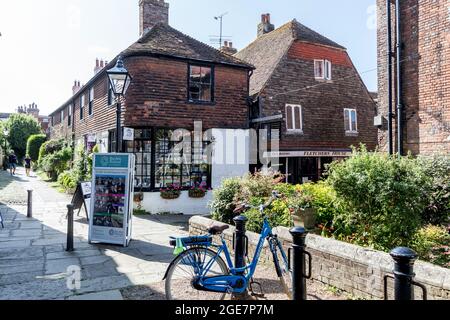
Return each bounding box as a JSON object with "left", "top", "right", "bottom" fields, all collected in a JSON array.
[
  {"left": 165, "top": 247, "right": 229, "bottom": 300},
  {"left": 271, "top": 238, "right": 293, "bottom": 299}
]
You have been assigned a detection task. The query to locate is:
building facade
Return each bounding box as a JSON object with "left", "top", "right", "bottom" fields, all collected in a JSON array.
[
  {"left": 49, "top": 0, "right": 253, "bottom": 214},
  {"left": 236, "top": 15, "right": 378, "bottom": 184},
  {"left": 377, "top": 0, "right": 450, "bottom": 155}
]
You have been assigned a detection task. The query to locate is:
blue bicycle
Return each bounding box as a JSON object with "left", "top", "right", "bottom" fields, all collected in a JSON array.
[{"left": 164, "top": 191, "right": 293, "bottom": 300}]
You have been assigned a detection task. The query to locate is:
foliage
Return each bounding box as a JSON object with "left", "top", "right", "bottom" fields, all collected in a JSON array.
[
  {"left": 189, "top": 181, "right": 209, "bottom": 198},
  {"left": 235, "top": 170, "right": 285, "bottom": 203},
  {"left": 38, "top": 139, "right": 65, "bottom": 165},
  {"left": 26, "top": 134, "right": 47, "bottom": 163},
  {"left": 86, "top": 144, "right": 100, "bottom": 179},
  {"left": 160, "top": 184, "right": 182, "bottom": 200},
  {"left": 411, "top": 225, "right": 450, "bottom": 268},
  {"left": 326, "top": 146, "right": 428, "bottom": 251},
  {"left": 210, "top": 177, "right": 243, "bottom": 224},
  {"left": 40, "top": 146, "right": 73, "bottom": 180},
  {"left": 5, "top": 113, "right": 41, "bottom": 159},
  {"left": 418, "top": 155, "right": 450, "bottom": 225},
  {"left": 57, "top": 170, "right": 78, "bottom": 192},
  {"left": 243, "top": 197, "right": 293, "bottom": 234}
]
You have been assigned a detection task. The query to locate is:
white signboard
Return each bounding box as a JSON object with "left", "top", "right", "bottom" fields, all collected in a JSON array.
[
  {"left": 123, "top": 128, "right": 135, "bottom": 141},
  {"left": 264, "top": 150, "right": 353, "bottom": 158},
  {"left": 88, "top": 153, "right": 135, "bottom": 247},
  {"left": 87, "top": 134, "right": 97, "bottom": 143}
]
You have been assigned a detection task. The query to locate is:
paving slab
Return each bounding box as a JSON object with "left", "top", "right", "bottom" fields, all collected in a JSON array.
[
  {"left": 45, "top": 258, "right": 80, "bottom": 275},
  {"left": 67, "top": 290, "right": 123, "bottom": 300}
]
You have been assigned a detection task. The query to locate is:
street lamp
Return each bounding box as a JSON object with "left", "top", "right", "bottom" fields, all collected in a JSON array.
[
  {"left": 107, "top": 56, "right": 132, "bottom": 153},
  {"left": 3, "top": 129, "right": 8, "bottom": 171}
]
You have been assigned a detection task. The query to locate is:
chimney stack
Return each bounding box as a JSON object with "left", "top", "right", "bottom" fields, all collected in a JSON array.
[
  {"left": 72, "top": 80, "right": 81, "bottom": 95},
  {"left": 139, "top": 0, "right": 169, "bottom": 36},
  {"left": 258, "top": 13, "right": 275, "bottom": 37},
  {"left": 220, "top": 41, "right": 237, "bottom": 55},
  {"left": 94, "top": 58, "right": 102, "bottom": 74}
]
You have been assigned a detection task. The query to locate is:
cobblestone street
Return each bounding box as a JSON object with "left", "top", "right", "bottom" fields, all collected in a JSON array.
[{"left": 0, "top": 167, "right": 189, "bottom": 300}]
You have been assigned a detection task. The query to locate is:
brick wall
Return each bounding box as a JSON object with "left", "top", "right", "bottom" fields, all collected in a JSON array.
[
  {"left": 260, "top": 41, "right": 378, "bottom": 151},
  {"left": 123, "top": 55, "right": 250, "bottom": 130},
  {"left": 190, "top": 216, "right": 450, "bottom": 300},
  {"left": 377, "top": 0, "right": 450, "bottom": 155}
]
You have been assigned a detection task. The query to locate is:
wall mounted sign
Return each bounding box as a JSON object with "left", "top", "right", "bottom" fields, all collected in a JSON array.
[
  {"left": 123, "top": 127, "right": 135, "bottom": 141},
  {"left": 264, "top": 150, "right": 353, "bottom": 158},
  {"left": 88, "top": 153, "right": 135, "bottom": 247}
]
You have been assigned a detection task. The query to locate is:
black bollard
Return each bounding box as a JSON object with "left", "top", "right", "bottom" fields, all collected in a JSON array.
[
  {"left": 66, "top": 204, "right": 74, "bottom": 252},
  {"left": 27, "top": 190, "right": 33, "bottom": 218},
  {"left": 385, "top": 247, "right": 427, "bottom": 300},
  {"left": 290, "top": 227, "right": 312, "bottom": 300},
  {"left": 233, "top": 215, "right": 248, "bottom": 272}
]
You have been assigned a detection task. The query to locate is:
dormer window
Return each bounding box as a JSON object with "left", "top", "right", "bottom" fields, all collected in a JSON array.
[{"left": 314, "top": 59, "right": 332, "bottom": 80}]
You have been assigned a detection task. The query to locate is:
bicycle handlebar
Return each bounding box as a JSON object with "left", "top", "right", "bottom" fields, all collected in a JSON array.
[{"left": 235, "top": 191, "right": 282, "bottom": 214}]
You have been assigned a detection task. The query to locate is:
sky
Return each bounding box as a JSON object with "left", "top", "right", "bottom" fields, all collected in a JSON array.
[{"left": 0, "top": 0, "right": 378, "bottom": 116}]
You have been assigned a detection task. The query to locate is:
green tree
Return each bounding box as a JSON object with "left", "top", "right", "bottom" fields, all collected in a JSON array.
[
  {"left": 26, "top": 134, "right": 47, "bottom": 162},
  {"left": 5, "top": 114, "right": 41, "bottom": 159}
]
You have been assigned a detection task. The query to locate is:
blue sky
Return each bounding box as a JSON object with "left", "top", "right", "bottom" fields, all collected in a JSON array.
[{"left": 0, "top": 0, "right": 377, "bottom": 115}]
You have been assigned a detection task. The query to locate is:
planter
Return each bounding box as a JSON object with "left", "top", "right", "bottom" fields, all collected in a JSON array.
[
  {"left": 293, "top": 208, "right": 317, "bottom": 230},
  {"left": 188, "top": 189, "right": 207, "bottom": 198},
  {"left": 160, "top": 191, "right": 181, "bottom": 200},
  {"left": 133, "top": 192, "right": 144, "bottom": 202}
]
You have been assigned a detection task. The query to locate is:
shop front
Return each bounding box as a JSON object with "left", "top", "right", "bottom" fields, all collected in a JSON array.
[{"left": 265, "top": 150, "right": 353, "bottom": 184}]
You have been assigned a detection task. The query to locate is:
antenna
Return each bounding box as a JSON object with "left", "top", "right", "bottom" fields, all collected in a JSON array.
[{"left": 213, "top": 12, "right": 229, "bottom": 49}]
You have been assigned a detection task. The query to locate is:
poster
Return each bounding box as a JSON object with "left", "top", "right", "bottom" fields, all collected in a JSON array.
[{"left": 88, "top": 154, "right": 135, "bottom": 246}]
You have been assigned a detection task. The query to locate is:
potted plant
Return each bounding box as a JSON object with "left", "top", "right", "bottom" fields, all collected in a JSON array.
[
  {"left": 160, "top": 184, "right": 181, "bottom": 200},
  {"left": 289, "top": 188, "right": 317, "bottom": 230},
  {"left": 189, "top": 182, "right": 209, "bottom": 198}
]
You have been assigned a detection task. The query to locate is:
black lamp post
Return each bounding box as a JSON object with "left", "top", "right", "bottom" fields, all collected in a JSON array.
[
  {"left": 3, "top": 129, "right": 8, "bottom": 171},
  {"left": 107, "top": 56, "right": 132, "bottom": 153}
]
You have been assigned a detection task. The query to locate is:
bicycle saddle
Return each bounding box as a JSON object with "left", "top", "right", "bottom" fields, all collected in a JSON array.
[{"left": 208, "top": 225, "right": 230, "bottom": 235}]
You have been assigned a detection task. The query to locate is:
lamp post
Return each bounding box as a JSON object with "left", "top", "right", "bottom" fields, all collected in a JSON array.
[
  {"left": 107, "top": 56, "right": 132, "bottom": 153},
  {"left": 3, "top": 129, "right": 8, "bottom": 171}
]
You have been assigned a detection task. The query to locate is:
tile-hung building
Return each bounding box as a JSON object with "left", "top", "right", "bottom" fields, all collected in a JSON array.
[
  {"left": 377, "top": 0, "right": 450, "bottom": 155},
  {"left": 235, "top": 15, "right": 377, "bottom": 184},
  {"left": 48, "top": 0, "right": 254, "bottom": 214}
]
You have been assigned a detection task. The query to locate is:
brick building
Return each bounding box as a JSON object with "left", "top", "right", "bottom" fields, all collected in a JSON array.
[
  {"left": 235, "top": 15, "right": 378, "bottom": 184},
  {"left": 377, "top": 0, "right": 450, "bottom": 155},
  {"left": 48, "top": 0, "right": 253, "bottom": 214}
]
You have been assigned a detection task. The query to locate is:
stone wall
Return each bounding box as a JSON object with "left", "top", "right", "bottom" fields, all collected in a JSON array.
[{"left": 189, "top": 216, "right": 450, "bottom": 300}]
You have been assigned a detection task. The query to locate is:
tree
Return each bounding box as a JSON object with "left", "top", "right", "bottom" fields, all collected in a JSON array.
[
  {"left": 26, "top": 134, "right": 47, "bottom": 162},
  {"left": 5, "top": 114, "right": 42, "bottom": 160}
]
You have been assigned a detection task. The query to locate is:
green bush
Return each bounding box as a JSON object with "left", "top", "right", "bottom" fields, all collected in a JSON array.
[
  {"left": 298, "top": 182, "right": 340, "bottom": 229},
  {"left": 210, "top": 177, "right": 242, "bottom": 224},
  {"left": 326, "top": 147, "right": 428, "bottom": 251},
  {"left": 5, "top": 113, "right": 42, "bottom": 159},
  {"left": 57, "top": 170, "right": 77, "bottom": 192},
  {"left": 411, "top": 225, "right": 450, "bottom": 267},
  {"left": 38, "top": 139, "right": 65, "bottom": 166},
  {"left": 40, "top": 146, "right": 73, "bottom": 180},
  {"left": 419, "top": 155, "right": 450, "bottom": 225},
  {"left": 26, "top": 134, "right": 46, "bottom": 162},
  {"left": 243, "top": 197, "right": 293, "bottom": 234}
]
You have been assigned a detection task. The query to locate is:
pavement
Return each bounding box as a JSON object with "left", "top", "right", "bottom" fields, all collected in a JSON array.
[{"left": 0, "top": 167, "right": 189, "bottom": 300}]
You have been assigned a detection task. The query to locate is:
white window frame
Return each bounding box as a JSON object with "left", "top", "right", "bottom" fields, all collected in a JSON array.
[
  {"left": 68, "top": 104, "right": 73, "bottom": 127},
  {"left": 344, "top": 108, "right": 358, "bottom": 133},
  {"left": 325, "top": 60, "right": 332, "bottom": 80},
  {"left": 89, "top": 87, "right": 94, "bottom": 116},
  {"left": 286, "top": 104, "right": 303, "bottom": 132},
  {"left": 314, "top": 60, "right": 325, "bottom": 79},
  {"left": 61, "top": 109, "right": 64, "bottom": 123}
]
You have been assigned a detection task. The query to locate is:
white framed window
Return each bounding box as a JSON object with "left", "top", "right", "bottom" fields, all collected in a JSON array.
[
  {"left": 80, "top": 95, "right": 85, "bottom": 120},
  {"left": 89, "top": 87, "right": 94, "bottom": 116},
  {"left": 314, "top": 59, "right": 332, "bottom": 80},
  {"left": 344, "top": 108, "right": 358, "bottom": 133},
  {"left": 325, "top": 60, "right": 332, "bottom": 80},
  {"left": 61, "top": 109, "right": 64, "bottom": 122},
  {"left": 286, "top": 104, "right": 303, "bottom": 132},
  {"left": 68, "top": 104, "right": 73, "bottom": 127},
  {"left": 314, "top": 60, "right": 324, "bottom": 79}
]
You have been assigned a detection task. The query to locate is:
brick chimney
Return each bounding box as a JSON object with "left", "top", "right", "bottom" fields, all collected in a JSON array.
[
  {"left": 94, "top": 59, "right": 106, "bottom": 75},
  {"left": 27, "top": 103, "right": 40, "bottom": 118},
  {"left": 258, "top": 13, "right": 275, "bottom": 37},
  {"left": 220, "top": 41, "right": 238, "bottom": 55},
  {"left": 139, "top": 0, "right": 169, "bottom": 36},
  {"left": 72, "top": 80, "right": 81, "bottom": 95}
]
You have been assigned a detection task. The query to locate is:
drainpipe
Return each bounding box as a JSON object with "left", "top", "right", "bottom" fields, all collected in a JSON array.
[
  {"left": 395, "top": 0, "right": 404, "bottom": 156},
  {"left": 386, "top": 0, "right": 394, "bottom": 155}
]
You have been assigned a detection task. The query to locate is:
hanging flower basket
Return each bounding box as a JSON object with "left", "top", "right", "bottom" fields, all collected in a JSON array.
[
  {"left": 160, "top": 184, "right": 181, "bottom": 200},
  {"left": 189, "top": 189, "right": 207, "bottom": 198}
]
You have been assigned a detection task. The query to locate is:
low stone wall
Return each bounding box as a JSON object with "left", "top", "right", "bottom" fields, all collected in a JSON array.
[{"left": 189, "top": 216, "right": 450, "bottom": 300}]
